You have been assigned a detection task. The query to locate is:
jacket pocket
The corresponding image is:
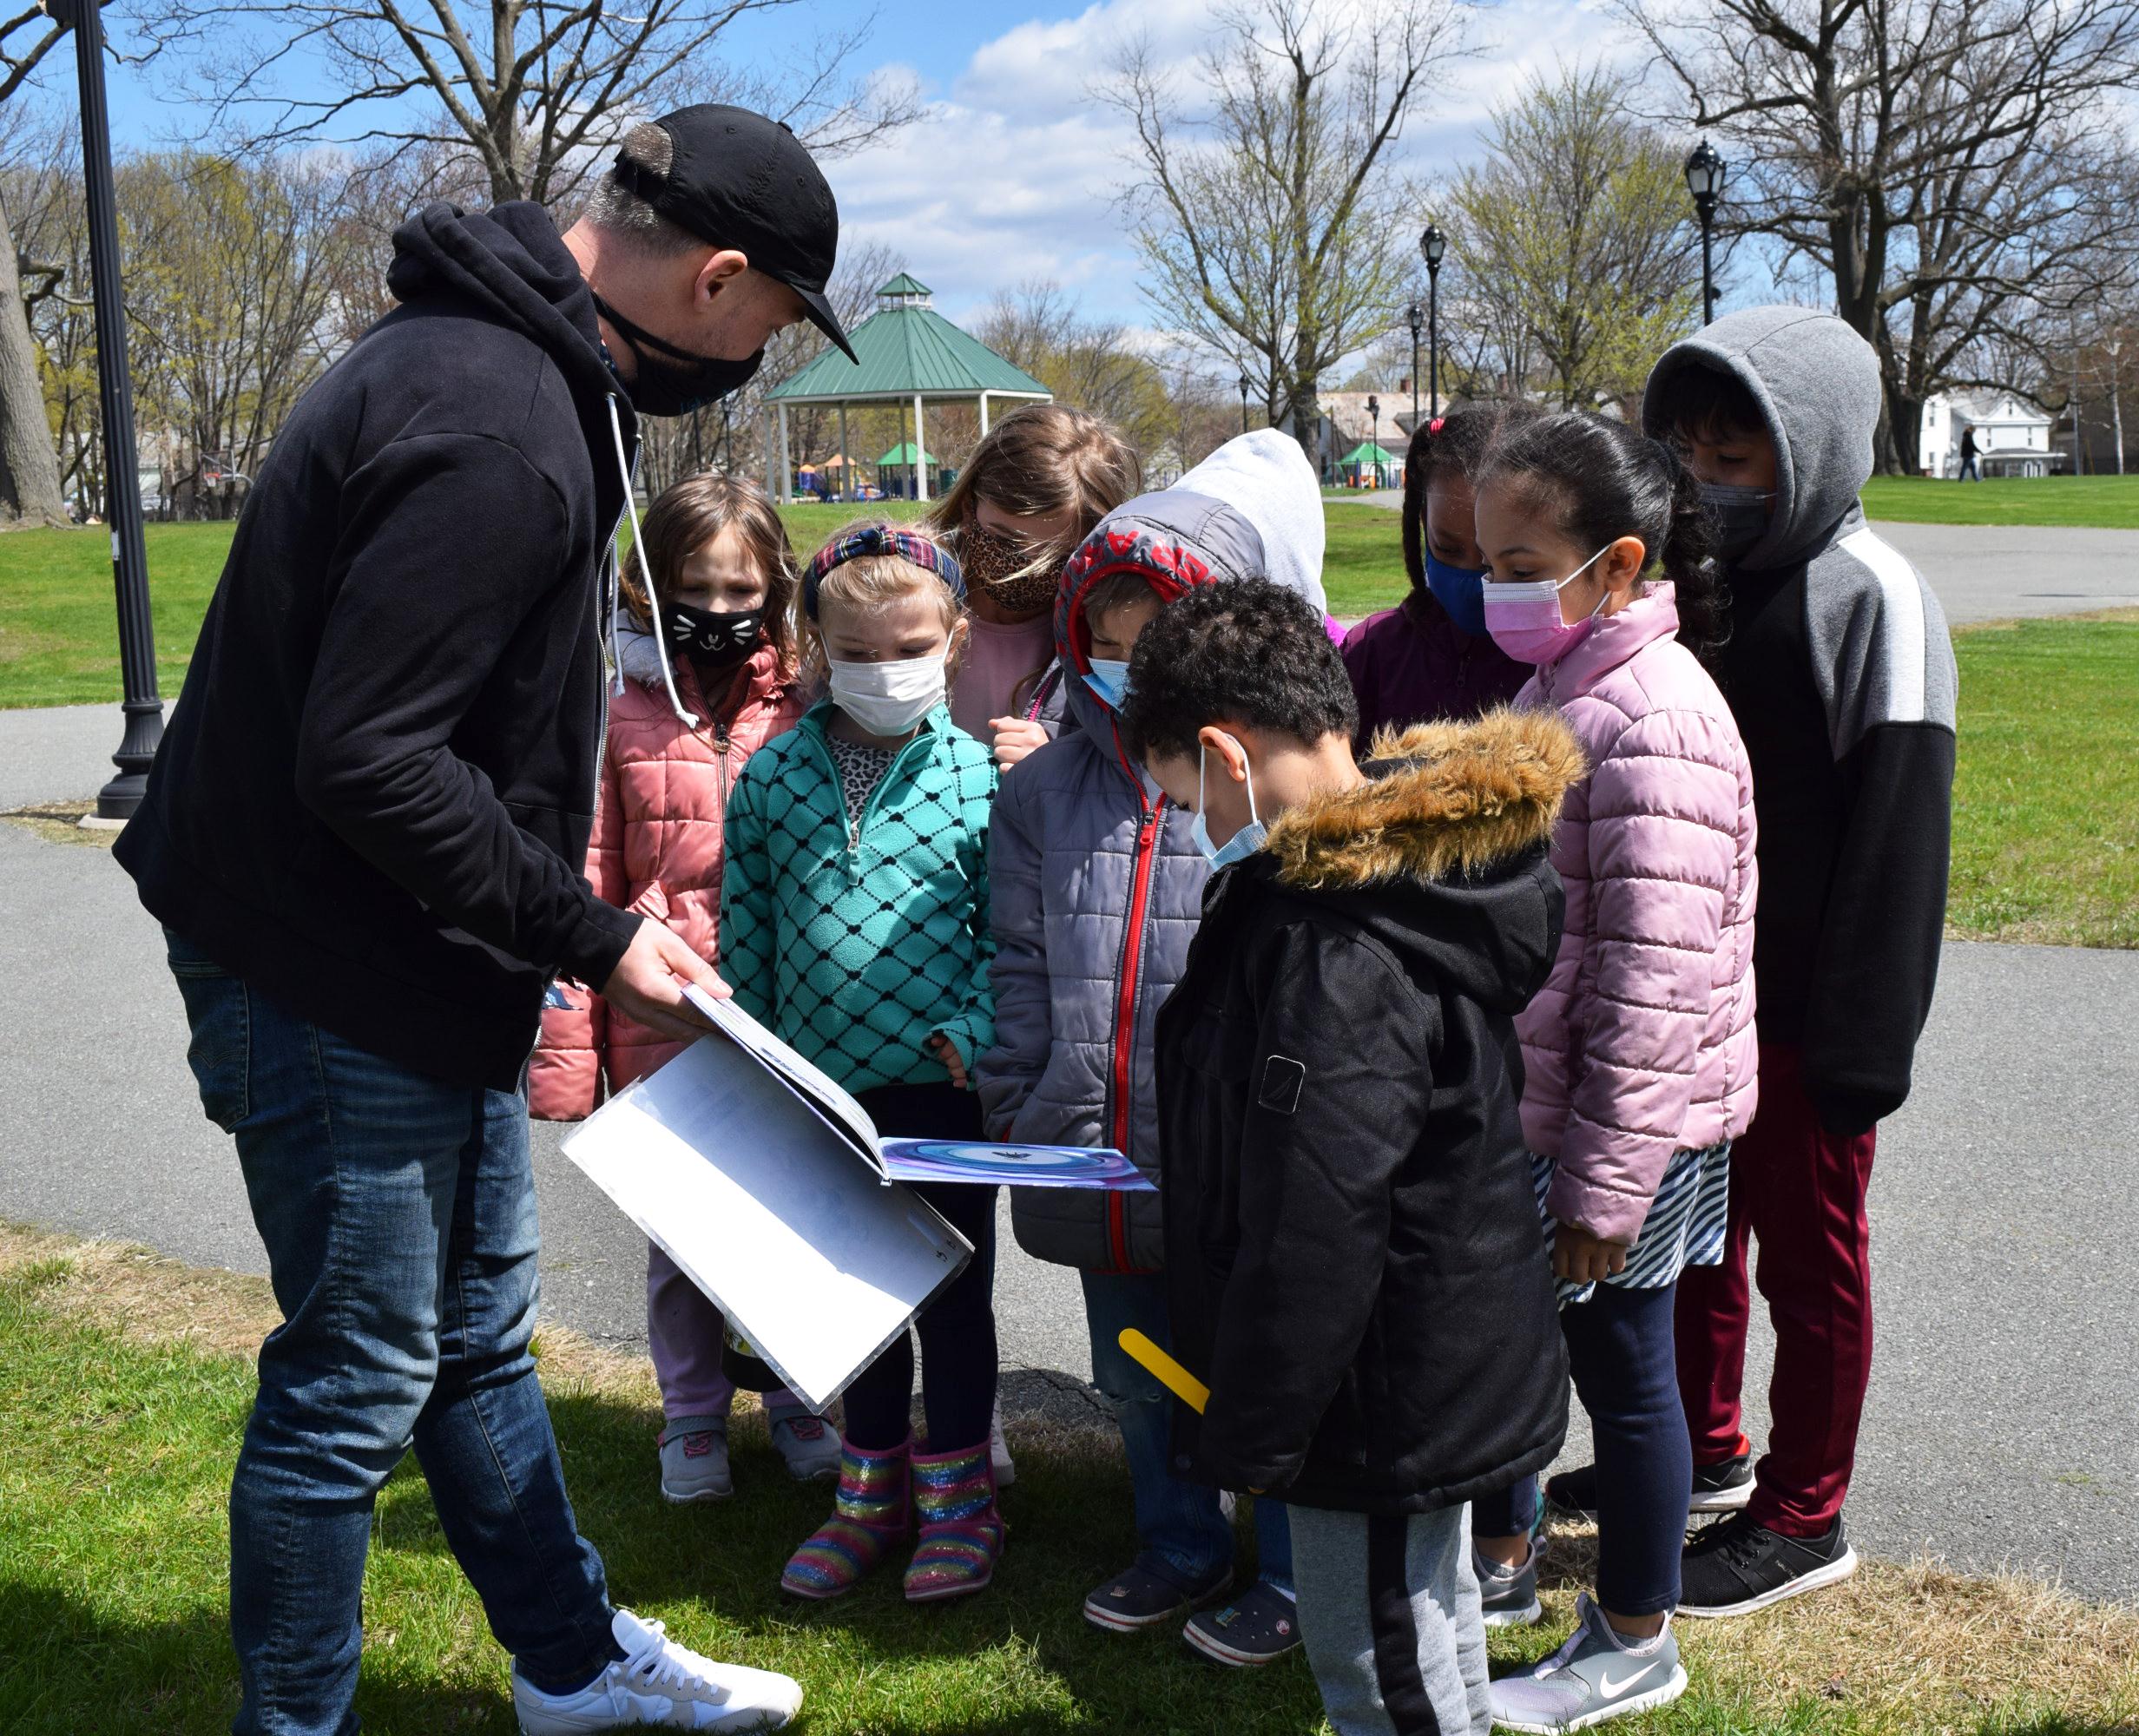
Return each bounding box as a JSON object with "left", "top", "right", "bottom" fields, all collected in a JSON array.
[{"left": 168, "top": 953, "right": 251, "bottom": 1133}]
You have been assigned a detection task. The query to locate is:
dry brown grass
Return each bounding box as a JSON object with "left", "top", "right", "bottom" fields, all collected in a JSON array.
[
  {"left": 0, "top": 800, "right": 119, "bottom": 848},
  {"left": 1534, "top": 1518, "right": 2139, "bottom": 1731}
]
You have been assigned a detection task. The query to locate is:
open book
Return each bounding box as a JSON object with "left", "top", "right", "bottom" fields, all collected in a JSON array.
[
  {"left": 680, "top": 983, "right": 1152, "bottom": 1192},
  {"left": 557, "top": 986, "right": 1148, "bottom": 1409}
]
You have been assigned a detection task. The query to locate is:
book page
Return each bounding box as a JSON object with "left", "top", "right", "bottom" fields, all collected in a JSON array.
[
  {"left": 683, "top": 982, "right": 885, "bottom": 1177},
  {"left": 562, "top": 1034, "right": 971, "bottom": 1410}
]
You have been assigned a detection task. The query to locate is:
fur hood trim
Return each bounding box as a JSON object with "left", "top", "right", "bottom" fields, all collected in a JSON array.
[{"left": 1266, "top": 707, "right": 1585, "bottom": 891}]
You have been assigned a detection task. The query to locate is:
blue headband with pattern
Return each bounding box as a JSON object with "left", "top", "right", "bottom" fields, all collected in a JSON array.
[{"left": 801, "top": 524, "right": 966, "bottom": 619}]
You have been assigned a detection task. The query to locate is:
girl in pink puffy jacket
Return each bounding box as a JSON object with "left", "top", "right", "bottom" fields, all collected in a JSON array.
[
  {"left": 1464, "top": 412, "right": 1759, "bottom": 1728},
  {"left": 529, "top": 474, "right": 835, "bottom": 1500}
]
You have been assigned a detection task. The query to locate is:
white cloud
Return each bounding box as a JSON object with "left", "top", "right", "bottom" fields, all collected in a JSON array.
[{"left": 824, "top": 0, "right": 1648, "bottom": 332}]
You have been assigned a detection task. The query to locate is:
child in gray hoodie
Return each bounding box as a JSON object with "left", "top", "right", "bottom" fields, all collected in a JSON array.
[{"left": 979, "top": 431, "right": 1329, "bottom": 1665}]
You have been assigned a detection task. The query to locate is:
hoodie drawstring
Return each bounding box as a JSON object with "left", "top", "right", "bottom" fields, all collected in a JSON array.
[{"left": 606, "top": 393, "right": 699, "bottom": 729}]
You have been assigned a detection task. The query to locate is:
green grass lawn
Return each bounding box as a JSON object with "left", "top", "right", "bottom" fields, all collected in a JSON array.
[
  {"left": 5, "top": 1227, "right": 2136, "bottom": 1736},
  {"left": 1858, "top": 474, "right": 2139, "bottom": 528},
  {"left": 1945, "top": 610, "right": 2139, "bottom": 948}
]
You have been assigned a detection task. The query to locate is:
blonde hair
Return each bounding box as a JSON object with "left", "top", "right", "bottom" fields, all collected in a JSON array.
[
  {"left": 930, "top": 403, "right": 1142, "bottom": 542},
  {"left": 623, "top": 473, "right": 799, "bottom": 670},
  {"left": 802, "top": 518, "right": 968, "bottom": 686}
]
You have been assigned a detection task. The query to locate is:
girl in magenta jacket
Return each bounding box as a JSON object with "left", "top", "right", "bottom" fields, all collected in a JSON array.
[
  {"left": 529, "top": 475, "right": 830, "bottom": 1500},
  {"left": 1464, "top": 412, "right": 1758, "bottom": 1731}
]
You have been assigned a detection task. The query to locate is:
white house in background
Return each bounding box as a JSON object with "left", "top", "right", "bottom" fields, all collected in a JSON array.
[{"left": 1919, "top": 390, "right": 2057, "bottom": 477}]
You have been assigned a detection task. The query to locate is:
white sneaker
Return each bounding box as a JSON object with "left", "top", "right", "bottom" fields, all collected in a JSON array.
[
  {"left": 990, "top": 1393, "right": 1016, "bottom": 1489},
  {"left": 513, "top": 1608, "right": 801, "bottom": 1733}
]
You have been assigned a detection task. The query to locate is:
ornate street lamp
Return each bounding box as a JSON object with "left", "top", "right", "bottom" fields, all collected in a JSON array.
[
  {"left": 1406, "top": 302, "right": 1423, "bottom": 427},
  {"left": 43, "top": 0, "right": 162, "bottom": 820},
  {"left": 1366, "top": 393, "right": 1380, "bottom": 488},
  {"left": 1238, "top": 370, "right": 1253, "bottom": 435},
  {"left": 1684, "top": 140, "right": 1725, "bottom": 326},
  {"left": 1419, "top": 224, "right": 1446, "bottom": 419}
]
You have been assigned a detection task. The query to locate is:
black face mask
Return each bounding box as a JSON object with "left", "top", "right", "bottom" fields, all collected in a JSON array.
[
  {"left": 1699, "top": 482, "right": 1775, "bottom": 565},
  {"left": 592, "top": 291, "right": 763, "bottom": 417},
  {"left": 661, "top": 600, "right": 763, "bottom": 670}
]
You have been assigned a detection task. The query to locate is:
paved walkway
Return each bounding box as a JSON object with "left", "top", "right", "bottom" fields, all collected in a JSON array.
[
  {"left": 2, "top": 817, "right": 2134, "bottom": 1603},
  {"left": 1334, "top": 499, "right": 2139, "bottom": 624}
]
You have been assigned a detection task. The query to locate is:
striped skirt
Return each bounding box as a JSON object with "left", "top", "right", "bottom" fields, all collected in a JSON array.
[{"left": 1527, "top": 1140, "right": 1734, "bottom": 1309}]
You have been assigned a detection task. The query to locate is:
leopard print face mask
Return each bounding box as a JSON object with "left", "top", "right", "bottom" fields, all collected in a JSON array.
[{"left": 960, "top": 515, "right": 1063, "bottom": 619}]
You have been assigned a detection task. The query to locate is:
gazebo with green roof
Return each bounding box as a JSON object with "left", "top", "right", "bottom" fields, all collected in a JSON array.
[
  {"left": 1339, "top": 438, "right": 1399, "bottom": 489},
  {"left": 763, "top": 273, "right": 1052, "bottom": 503}
]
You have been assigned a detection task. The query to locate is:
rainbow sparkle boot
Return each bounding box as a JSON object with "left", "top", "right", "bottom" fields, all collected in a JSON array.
[
  {"left": 780, "top": 1436, "right": 911, "bottom": 1601},
  {"left": 903, "top": 1439, "right": 1006, "bottom": 1602}
]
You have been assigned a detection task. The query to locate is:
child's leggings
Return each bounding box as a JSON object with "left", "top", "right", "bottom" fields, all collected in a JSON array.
[
  {"left": 839, "top": 1082, "right": 998, "bottom": 1452},
  {"left": 646, "top": 1241, "right": 803, "bottom": 1420},
  {"left": 1475, "top": 1280, "right": 1690, "bottom": 1615}
]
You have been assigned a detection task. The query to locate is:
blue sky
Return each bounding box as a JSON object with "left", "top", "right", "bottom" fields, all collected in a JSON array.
[{"left": 96, "top": 0, "right": 1714, "bottom": 335}]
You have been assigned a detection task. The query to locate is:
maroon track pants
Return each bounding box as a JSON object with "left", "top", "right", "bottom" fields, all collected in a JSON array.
[{"left": 1674, "top": 1044, "right": 1878, "bottom": 1537}]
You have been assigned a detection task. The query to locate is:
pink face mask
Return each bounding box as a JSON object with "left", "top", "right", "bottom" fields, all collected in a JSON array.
[{"left": 1482, "top": 544, "right": 1613, "bottom": 667}]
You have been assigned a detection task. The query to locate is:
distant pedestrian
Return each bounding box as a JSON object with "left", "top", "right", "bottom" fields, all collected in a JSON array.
[
  {"left": 116, "top": 103, "right": 855, "bottom": 1734},
  {"left": 1958, "top": 423, "right": 1980, "bottom": 481}
]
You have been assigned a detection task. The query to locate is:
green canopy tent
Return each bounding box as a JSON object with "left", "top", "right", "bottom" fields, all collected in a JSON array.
[
  {"left": 762, "top": 274, "right": 1052, "bottom": 503},
  {"left": 1339, "top": 439, "right": 1399, "bottom": 490},
  {"left": 876, "top": 441, "right": 934, "bottom": 498}
]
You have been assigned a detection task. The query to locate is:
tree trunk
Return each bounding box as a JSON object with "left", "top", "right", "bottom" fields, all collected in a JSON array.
[{"left": 0, "top": 192, "right": 71, "bottom": 529}]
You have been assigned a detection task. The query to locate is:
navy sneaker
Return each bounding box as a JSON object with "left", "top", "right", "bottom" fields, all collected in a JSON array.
[
  {"left": 1083, "top": 1560, "right": 1234, "bottom": 1634},
  {"left": 1182, "top": 1581, "right": 1303, "bottom": 1667},
  {"left": 1678, "top": 1514, "right": 1858, "bottom": 1617},
  {"left": 1545, "top": 1446, "right": 1754, "bottom": 1521}
]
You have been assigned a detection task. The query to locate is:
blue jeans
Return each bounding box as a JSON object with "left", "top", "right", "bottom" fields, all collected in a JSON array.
[
  {"left": 1082, "top": 1270, "right": 1292, "bottom": 1592},
  {"left": 1475, "top": 1281, "right": 1689, "bottom": 1615},
  {"left": 165, "top": 931, "right": 619, "bottom": 1734}
]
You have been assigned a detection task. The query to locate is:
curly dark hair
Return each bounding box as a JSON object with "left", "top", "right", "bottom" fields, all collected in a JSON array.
[
  {"left": 1473, "top": 411, "right": 1730, "bottom": 663},
  {"left": 1118, "top": 579, "right": 1359, "bottom": 764},
  {"left": 1400, "top": 398, "right": 1539, "bottom": 594}
]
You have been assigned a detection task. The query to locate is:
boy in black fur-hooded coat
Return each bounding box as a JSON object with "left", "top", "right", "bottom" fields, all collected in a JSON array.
[{"left": 1120, "top": 578, "right": 1576, "bottom": 1736}]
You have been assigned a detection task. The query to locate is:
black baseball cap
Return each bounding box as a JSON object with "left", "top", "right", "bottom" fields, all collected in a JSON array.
[{"left": 614, "top": 103, "right": 857, "bottom": 361}]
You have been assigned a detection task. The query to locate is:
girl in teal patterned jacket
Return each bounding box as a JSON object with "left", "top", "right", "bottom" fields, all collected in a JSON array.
[{"left": 719, "top": 523, "right": 1006, "bottom": 1607}]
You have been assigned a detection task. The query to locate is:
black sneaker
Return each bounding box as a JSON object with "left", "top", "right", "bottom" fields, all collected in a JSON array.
[
  {"left": 1678, "top": 1514, "right": 1858, "bottom": 1617},
  {"left": 1083, "top": 1559, "right": 1233, "bottom": 1634},
  {"left": 1181, "top": 1581, "right": 1303, "bottom": 1667},
  {"left": 1545, "top": 1447, "right": 1755, "bottom": 1521},
  {"left": 1474, "top": 1543, "right": 1542, "bottom": 1628}
]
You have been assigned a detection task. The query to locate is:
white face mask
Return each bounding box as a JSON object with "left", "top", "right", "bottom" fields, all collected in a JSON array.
[{"left": 827, "top": 654, "right": 946, "bottom": 738}]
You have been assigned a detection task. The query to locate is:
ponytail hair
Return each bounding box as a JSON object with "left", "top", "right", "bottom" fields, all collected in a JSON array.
[
  {"left": 1399, "top": 398, "right": 1539, "bottom": 594},
  {"left": 1475, "top": 411, "right": 1729, "bottom": 663}
]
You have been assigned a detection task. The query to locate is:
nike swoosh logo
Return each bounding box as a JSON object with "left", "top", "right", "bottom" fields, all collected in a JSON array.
[{"left": 1598, "top": 1663, "right": 1656, "bottom": 1699}]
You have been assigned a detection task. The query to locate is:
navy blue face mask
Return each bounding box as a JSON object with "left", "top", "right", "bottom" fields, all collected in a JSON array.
[{"left": 1423, "top": 548, "right": 1491, "bottom": 638}]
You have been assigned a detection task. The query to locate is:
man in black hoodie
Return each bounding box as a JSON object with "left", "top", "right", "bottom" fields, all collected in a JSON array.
[
  {"left": 114, "top": 108, "right": 852, "bottom": 1733},
  {"left": 1120, "top": 582, "right": 1575, "bottom": 1736}
]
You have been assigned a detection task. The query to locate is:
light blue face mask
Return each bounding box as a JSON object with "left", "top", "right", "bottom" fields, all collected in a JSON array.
[
  {"left": 1189, "top": 735, "right": 1267, "bottom": 871},
  {"left": 1084, "top": 658, "right": 1131, "bottom": 708}
]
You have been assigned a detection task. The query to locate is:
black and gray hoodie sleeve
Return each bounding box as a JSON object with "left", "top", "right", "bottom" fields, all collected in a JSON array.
[{"left": 1800, "top": 528, "right": 1959, "bottom": 1135}]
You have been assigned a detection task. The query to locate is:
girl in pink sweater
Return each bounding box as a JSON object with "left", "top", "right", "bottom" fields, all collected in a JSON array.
[
  {"left": 530, "top": 475, "right": 833, "bottom": 1501},
  {"left": 1465, "top": 413, "right": 1759, "bottom": 1731}
]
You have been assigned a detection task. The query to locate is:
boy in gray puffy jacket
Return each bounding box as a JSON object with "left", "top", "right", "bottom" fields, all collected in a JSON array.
[{"left": 979, "top": 431, "right": 1328, "bottom": 1665}]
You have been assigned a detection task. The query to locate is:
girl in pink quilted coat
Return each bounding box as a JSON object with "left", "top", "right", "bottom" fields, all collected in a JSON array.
[
  {"left": 528, "top": 475, "right": 834, "bottom": 1500},
  {"left": 1464, "top": 412, "right": 1759, "bottom": 1727}
]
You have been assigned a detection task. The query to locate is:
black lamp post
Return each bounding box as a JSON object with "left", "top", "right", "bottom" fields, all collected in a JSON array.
[
  {"left": 1238, "top": 370, "right": 1252, "bottom": 434},
  {"left": 1419, "top": 224, "right": 1445, "bottom": 419},
  {"left": 1366, "top": 393, "right": 1380, "bottom": 488},
  {"left": 43, "top": 0, "right": 161, "bottom": 820},
  {"left": 1406, "top": 302, "right": 1423, "bottom": 427},
  {"left": 1684, "top": 140, "right": 1724, "bottom": 326}
]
